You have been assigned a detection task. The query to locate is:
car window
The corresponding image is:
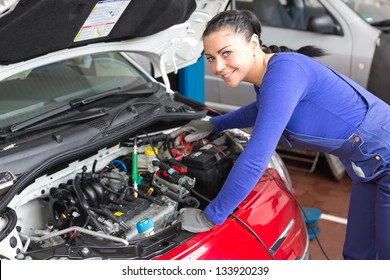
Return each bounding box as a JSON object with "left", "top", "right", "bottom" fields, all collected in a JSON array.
[
  {"left": 236, "top": 0, "right": 341, "bottom": 34},
  {"left": 0, "top": 52, "right": 149, "bottom": 129},
  {"left": 344, "top": 0, "right": 390, "bottom": 23}
]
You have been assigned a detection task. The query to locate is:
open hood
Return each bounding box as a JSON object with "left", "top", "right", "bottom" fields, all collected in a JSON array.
[{"left": 0, "top": 0, "right": 230, "bottom": 80}]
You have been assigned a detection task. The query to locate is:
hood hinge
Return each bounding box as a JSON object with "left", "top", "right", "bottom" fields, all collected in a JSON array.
[{"left": 159, "top": 38, "right": 181, "bottom": 99}]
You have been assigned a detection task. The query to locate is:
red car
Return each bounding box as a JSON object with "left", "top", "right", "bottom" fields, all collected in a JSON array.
[
  {"left": 157, "top": 163, "right": 309, "bottom": 260},
  {"left": 0, "top": 0, "right": 308, "bottom": 260}
]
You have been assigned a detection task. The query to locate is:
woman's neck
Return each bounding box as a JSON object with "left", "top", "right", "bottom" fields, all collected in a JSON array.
[{"left": 252, "top": 52, "right": 274, "bottom": 87}]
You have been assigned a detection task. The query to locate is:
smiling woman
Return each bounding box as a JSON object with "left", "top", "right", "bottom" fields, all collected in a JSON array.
[
  {"left": 202, "top": 8, "right": 326, "bottom": 88},
  {"left": 175, "top": 8, "right": 390, "bottom": 261}
]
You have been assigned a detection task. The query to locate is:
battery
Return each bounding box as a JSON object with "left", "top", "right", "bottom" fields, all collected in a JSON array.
[{"left": 181, "top": 143, "right": 233, "bottom": 205}]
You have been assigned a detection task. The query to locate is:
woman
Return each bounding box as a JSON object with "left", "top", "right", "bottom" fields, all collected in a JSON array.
[{"left": 172, "top": 10, "right": 390, "bottom": 260}]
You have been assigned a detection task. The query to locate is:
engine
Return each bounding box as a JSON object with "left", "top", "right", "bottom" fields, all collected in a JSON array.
[{"left": 3, "top": 128, "right": 249, "bottom": 259}]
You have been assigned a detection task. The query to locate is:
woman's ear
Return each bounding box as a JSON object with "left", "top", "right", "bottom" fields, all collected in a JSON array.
[{"left": 250, "top": 34, "right": 261, "bottom": 52}]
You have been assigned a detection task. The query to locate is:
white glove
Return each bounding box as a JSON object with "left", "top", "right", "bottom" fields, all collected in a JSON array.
[
  {"left": 170, "top": 120, "right": 214, "bottom": 142},
  {"left": 177, "top": 208, "right": 214, "bottom": 233}
]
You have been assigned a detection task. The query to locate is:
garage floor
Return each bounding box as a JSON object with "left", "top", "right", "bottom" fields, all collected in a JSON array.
[{"left": 288, "top": 155, "right": 352, "bottom": 260}]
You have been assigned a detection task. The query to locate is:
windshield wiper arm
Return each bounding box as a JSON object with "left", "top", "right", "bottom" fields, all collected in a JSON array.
[
  {"left": 9, "top": 106, "right": 108, "bottom": 133},
  {"left": 21, "top": 109, "right": 108, "bottom": 132},
  {"left": 10, "top": 84, "right": 155, "bottom": 133},
  {"left": 10, "top": 103, "right": 73, "bottom": 132},
  {"left": 69, "top": 83, "right": 155, "bottom": 107}
]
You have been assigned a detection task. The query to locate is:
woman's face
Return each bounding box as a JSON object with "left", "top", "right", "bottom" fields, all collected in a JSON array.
[{"left": 203, "top": 27, "right": 257, "bottom": 88}]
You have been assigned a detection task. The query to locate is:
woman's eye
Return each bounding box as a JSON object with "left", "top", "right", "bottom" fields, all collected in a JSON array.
[
  {"left": 206, "top": 56, "right": 214, "bottom": 63},
  {"left": 223, "top": 51, "right": 232, "bottom": 57}
]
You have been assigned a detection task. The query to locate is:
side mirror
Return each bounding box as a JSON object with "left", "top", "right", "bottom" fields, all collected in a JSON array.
[{"left": 307, "top": 14, "right": 343, "bottom": 35}]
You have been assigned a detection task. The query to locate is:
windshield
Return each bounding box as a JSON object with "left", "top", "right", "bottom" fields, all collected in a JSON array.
[
  {"left": 344, "top": 0, "right": 390, "bottom": 23},
  {"left": 0, "top": 52, "right": 150, "bottom": 129}
]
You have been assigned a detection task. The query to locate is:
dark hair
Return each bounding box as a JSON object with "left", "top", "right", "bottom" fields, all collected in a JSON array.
[{"left": 203, "top": 10, "right": 327, "bottom": 58}]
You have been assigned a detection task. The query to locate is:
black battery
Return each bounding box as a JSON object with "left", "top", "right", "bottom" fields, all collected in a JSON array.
[{"left": 181, "top": 143, "right": 233, "bottom": 204}]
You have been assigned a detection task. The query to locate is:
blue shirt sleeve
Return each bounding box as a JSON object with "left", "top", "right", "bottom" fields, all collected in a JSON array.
[
  {"left": 210, "top": 101, "right": 258, "bottom": 132},
  {"left": 205, "top": 59, "right": 309, "bottom": 225}
]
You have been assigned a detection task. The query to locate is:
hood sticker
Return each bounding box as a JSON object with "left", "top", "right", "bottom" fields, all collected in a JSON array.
[{"left": 74, "top": 0, "right": 132, "bottom": 42}]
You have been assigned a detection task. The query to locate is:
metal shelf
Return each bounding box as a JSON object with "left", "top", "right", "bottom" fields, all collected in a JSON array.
[
  {"left": 276, "top": 146, "right": 320, "bottom": 173},
  {"left": 276, "top": 143, "right": 346, "bottom": 181}
]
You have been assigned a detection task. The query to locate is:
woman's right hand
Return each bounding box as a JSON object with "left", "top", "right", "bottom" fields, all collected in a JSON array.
[
  {"left": 170, "top": 120, "right": 214, "bottom": 142},
  {"left": 177, "top": 208, "right": 215, "bottom": 233}
]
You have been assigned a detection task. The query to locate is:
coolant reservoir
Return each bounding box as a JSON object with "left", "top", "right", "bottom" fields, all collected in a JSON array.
[
  {"left": 136, "top": 217, "right": 155, "bottom": 237},
  {"left": 144, "top": 146, "right": 159, "bottom": 173}
]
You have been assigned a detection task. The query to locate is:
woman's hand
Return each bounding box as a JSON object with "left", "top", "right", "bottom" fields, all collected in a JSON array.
[
  {"left": 177, "top": 208, "right": 214, "bottom": 233},
  {"left": 170, "top": 120, "right": 214, "bottom": 142}
]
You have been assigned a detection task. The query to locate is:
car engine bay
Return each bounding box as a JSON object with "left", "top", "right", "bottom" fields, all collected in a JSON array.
[{"left": 0, "top": 126, "right": 250, "bottom": 260}]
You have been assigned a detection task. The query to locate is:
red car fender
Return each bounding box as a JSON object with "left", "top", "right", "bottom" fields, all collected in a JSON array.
[{"left": 156, "top": 169, "right": 309, "bottom": 260}]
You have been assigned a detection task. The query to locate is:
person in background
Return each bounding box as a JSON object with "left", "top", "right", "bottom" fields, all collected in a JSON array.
[{"left": 171, "top": 10, "right": 390, "bottom": 260}]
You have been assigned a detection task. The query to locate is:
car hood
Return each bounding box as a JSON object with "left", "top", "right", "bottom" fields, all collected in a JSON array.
[{"left": 0, "top": 0, "right": 229, "bottom": 81}]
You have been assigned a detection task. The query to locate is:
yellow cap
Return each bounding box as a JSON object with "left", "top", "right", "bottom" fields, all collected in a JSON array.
[{"left": 145, "top": 146, "right": 158, "bottom": 156}]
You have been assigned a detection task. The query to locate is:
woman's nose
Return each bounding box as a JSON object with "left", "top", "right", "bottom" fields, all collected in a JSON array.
[{"left": 213, "top": 58, "right": 225, "bottom": 73}]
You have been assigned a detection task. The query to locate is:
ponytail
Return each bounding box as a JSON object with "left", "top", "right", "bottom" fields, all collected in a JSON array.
[{"left": 262, "top": 45, "right": 328, "bottom": 58}]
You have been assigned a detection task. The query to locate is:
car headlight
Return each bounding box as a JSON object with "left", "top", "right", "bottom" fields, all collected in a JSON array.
[{"left": 268, "top": 152, "right": 293, "bottom": 192}]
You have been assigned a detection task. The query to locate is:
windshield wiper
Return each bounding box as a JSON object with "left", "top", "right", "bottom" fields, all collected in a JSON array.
[
  {"left": 69, "top": 83, "right": 155, "bottom": 107},
  {"left": 8, "top": 108, "right": 108, "bottom": 134},
  {"left": 10, "top": 84, "right": 156, "bottom": 132},
  {"left": 10, "top": 103, "right": 74, "bottom": 132},
  {"left": 22, "top": 109, "right": 108, "bottom": 131}
]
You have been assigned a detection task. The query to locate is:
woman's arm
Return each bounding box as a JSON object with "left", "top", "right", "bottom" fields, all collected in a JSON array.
[{"left": 210, "top": 101, "right": 258, "bottom": 132}]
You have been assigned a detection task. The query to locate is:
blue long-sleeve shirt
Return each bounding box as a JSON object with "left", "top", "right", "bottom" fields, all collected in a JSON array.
[{"left": 205, "top": 52, "right": 367, "bottom": 225}]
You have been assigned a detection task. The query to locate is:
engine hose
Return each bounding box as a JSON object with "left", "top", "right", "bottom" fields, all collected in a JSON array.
[
  {"left": 119, "top": 181, "right": 138, "bottom": 200},
  {"left": 19, "top": 226, "right": 129, "bottom": 247},
  {"left": 101, "top": 184, "right": 122, "bottom": 195},
  {"left": 65, "top": 206, "right": 80, "bottom": 216},
  {"left": 181, "top": 196, "right": 200, "bottom": 208},
  {"left": 110, "top": 159, "right": 128, "bottom": 172}
]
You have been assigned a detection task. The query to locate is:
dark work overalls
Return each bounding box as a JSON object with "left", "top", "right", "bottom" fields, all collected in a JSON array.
[{"left": 283, "top": 72, "right": 390, "bottom": 260}]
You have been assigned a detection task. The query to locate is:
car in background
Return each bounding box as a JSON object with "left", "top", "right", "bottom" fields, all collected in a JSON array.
[
  {"left": 205, "top": 0, "right": 390, "bottom": 112},
  {"left": 0, "top": 0, "right": 309, "bottom": 260}
]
